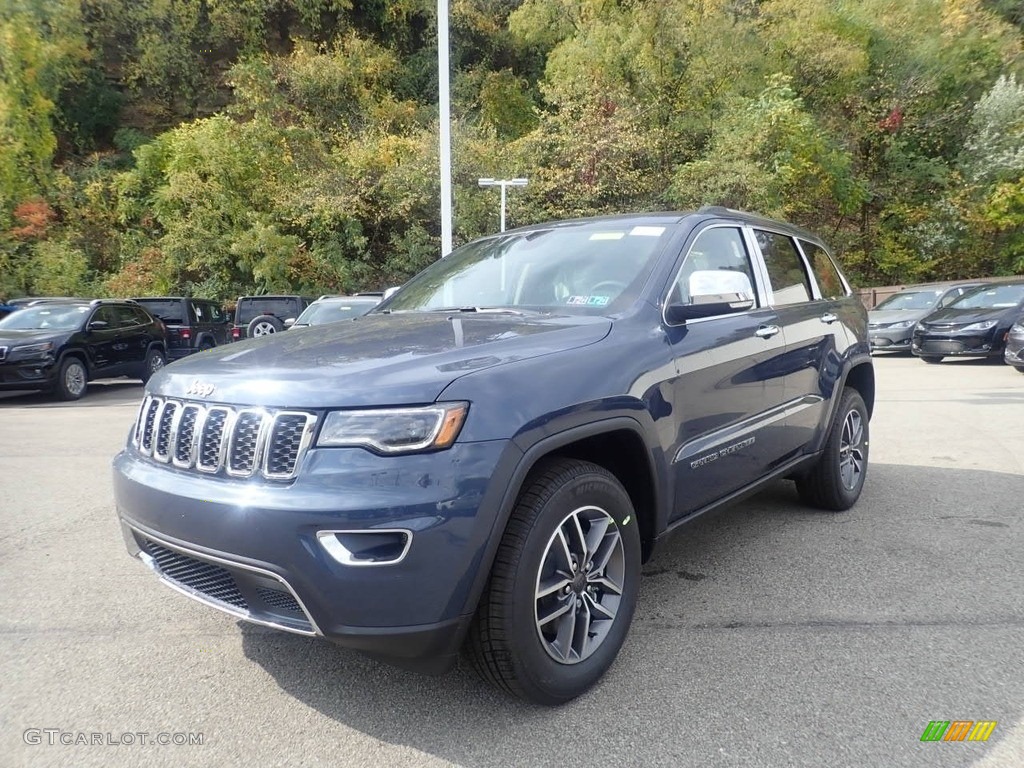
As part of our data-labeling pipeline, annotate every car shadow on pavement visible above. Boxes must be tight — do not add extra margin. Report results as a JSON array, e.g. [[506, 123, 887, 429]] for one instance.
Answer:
[[0, 380, 143, 408], [239, 464, 1024, 767]]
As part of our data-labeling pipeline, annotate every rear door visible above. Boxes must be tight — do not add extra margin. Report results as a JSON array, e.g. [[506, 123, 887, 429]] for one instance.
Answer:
[[665, 224, 793, 517], [749, 229, 852, 457]]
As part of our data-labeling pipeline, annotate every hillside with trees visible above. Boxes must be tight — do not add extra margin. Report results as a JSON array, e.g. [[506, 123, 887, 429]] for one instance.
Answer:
[[2, 0, 1024, 301]]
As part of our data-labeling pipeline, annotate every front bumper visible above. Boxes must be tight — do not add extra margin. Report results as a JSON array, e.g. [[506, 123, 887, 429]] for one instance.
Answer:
[[911, 330, 1002, 358], [114, 438, 519, 670], [868, 326, 913, 351], [0, 360, 58, 390]]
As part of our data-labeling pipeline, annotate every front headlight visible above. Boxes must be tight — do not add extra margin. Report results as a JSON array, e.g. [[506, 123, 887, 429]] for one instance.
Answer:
[[8, 341, 55, 361], [961, 320, 997, 332], [316, 402, 469, 454], [888, 320, 916, 329]]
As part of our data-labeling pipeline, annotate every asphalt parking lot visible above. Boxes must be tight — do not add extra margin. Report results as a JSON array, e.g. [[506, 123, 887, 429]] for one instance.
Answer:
[[2, 357, 1022, 768]]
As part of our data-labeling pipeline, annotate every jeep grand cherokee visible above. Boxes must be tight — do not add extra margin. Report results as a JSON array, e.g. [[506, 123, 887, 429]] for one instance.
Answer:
[[113, 209, 874, 704]]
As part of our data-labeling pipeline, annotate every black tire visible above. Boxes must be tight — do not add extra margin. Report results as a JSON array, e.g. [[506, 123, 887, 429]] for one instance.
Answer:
[[919, 355, 943, 364], [55, 357, 88, 401], [141, 349, 166, 383], [1013, 364, 1024, 374], [198, 339, 215, 352], [466, 457, 641, 705], [247, 315, 283, 338], [796, 387, 869, 511]]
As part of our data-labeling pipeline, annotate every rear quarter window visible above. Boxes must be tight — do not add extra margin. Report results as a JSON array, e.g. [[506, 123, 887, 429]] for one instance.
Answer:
[[800, 240, 848, 299]]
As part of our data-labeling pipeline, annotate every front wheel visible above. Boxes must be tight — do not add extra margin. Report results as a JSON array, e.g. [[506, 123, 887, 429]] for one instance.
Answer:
[[466, 458, 641, 705], [55, 357, 88, 401], [795, 387, 869, 511]]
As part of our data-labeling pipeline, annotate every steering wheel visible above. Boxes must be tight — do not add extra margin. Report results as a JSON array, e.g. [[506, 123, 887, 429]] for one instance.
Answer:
[[589, 280, 628, 296]]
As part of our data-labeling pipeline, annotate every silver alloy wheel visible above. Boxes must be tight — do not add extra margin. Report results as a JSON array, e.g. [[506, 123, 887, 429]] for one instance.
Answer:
[[839, 409, 866, 490], [252, 321, 277, 337], [534, 505, 625, 664], [65, 362, 86, 397], [149, 354, 165, 374]]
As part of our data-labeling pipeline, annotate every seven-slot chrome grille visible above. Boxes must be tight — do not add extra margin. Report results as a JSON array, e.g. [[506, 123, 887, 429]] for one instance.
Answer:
[[133, 395, 316, 480]]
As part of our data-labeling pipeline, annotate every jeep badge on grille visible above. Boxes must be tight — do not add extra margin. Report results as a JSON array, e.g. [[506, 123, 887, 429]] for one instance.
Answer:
[[185, 380, 216, 397]]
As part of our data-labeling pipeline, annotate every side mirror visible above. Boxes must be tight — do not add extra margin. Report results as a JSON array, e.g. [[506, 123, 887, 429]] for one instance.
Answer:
[[88, 320, 109, 331], [383, 286, 401, 300], [666, 269, 756, 324], [283, 317, 296, 329]]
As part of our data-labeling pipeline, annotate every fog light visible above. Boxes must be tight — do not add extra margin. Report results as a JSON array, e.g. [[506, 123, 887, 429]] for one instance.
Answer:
[[316, 530, 412, 566]]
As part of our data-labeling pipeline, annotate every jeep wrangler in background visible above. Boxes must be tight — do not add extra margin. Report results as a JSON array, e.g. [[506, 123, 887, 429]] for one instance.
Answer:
[[133, 297, 232, 359], [114, 208, 873, 704], [233, 295, 314, 339]]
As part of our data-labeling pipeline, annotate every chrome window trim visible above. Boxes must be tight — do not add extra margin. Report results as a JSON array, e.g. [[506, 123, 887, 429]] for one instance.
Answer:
[[747, 226, 816, 307], [794, 237, 852, 301]]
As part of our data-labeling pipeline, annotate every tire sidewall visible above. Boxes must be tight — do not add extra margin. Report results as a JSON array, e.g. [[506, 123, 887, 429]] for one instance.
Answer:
[[826, 389, 870, 507], [248, 315, 283, 337], [141, 349, 166, 383], [504, 469, 641, 703], [57, 358, 87, 400]]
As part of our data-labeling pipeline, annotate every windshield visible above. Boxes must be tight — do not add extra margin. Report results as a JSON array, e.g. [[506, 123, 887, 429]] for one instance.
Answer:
[[874, 290, 943, 311], [380, 222, 671, 313], [0, 304, 90, 330], [134, 300, 184, 323], [296, 299, 378, 325], [949, 284, 1024, 310]]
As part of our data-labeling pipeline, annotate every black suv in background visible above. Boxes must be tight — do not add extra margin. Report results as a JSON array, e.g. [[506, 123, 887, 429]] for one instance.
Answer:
[[233, 295, 313, 339], [133, 297, 232, 359], [0, 299, 167, 400], [115, 209, 873, 704]]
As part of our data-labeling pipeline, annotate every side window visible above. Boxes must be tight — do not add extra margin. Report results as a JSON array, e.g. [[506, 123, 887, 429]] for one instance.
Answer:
[[670, 227, 757, 307], [113, 306, 141, 327], [132, 307, 152, 325], [755, 230, 813, 305], [204, 303, 225, 322], [192, 302, 205, 321], [800, 240, 847, 300], [91, 306, 119, 328]]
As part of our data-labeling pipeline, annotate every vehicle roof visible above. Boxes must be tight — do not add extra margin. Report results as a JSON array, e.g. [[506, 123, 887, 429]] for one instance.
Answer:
[[312, 295, 380, 303], [497, 208, 826, 245]]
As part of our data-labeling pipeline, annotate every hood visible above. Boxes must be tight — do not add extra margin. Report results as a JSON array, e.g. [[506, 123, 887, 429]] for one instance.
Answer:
[[149, 312, 612, 407], [0, 328, 71, 346], [920, 306, 1018, 326], [867, 309, 929, 325]]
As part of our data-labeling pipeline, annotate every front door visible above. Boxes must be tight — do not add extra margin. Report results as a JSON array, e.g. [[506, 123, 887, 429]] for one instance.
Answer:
[[665, 225, 793, 518]]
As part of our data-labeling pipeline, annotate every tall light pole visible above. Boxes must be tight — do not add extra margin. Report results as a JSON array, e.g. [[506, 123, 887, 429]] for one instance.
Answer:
[[478, 178, 528, 232], [438, 0, 453, 256]]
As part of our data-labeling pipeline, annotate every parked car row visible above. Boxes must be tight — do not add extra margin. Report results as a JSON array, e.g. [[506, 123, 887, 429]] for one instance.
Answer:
[[868, 279, 1024, 372], [0, 291, 387, 400]]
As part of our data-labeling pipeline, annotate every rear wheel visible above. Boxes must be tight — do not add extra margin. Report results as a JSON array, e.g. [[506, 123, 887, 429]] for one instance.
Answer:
[[919, 355, 943, 364], [466, 458, 641, 705], [55, 357, 87, 401], [796, 387, 869, 511]]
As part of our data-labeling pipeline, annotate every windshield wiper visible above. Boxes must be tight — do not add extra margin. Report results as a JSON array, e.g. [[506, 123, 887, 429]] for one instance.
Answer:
[[427, 306, 534, 315]]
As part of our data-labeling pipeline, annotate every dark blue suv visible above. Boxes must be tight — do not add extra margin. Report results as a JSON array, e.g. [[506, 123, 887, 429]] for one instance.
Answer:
[[113, 209, 874, 704]]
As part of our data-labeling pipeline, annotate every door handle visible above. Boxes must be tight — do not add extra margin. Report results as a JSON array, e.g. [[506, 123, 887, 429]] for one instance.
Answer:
[[755, 325, 780, 339], [820, 312, 838, 324]]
